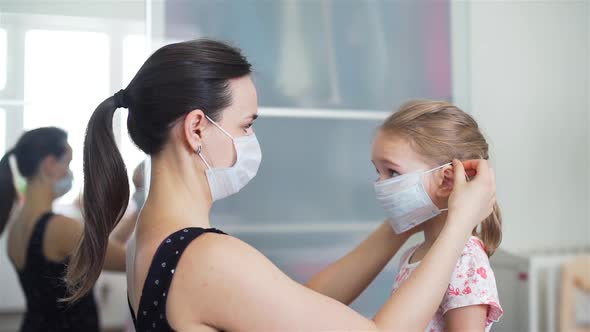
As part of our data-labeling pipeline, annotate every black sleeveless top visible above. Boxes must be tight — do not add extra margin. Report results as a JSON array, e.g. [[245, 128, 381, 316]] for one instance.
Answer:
[[13, 212, 99, 332], [128, 227, 226, 332]]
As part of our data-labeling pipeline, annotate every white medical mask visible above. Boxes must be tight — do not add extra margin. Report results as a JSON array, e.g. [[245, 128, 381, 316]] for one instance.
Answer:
[[374, 163, 451, 234], [197, 115, 262, 202], [54, 169, 73, 198]]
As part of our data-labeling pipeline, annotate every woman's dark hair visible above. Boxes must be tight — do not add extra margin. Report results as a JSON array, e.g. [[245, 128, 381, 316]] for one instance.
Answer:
[[65, 39, 252, 301], [0, 127, 68, 234]]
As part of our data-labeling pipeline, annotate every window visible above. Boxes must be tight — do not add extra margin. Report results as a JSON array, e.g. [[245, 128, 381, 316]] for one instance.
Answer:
[[0, 108, 5, 156], [0, 29, 6, 90], [24, 29, 109, 202], [121, 34, 149, 189]]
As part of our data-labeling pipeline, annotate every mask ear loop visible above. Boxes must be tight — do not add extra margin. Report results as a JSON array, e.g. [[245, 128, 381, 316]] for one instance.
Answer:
[[205, 115, 235, 140], [196, 145, 212, 170], [197, 114, 224, 170], [425, 162, 453, 212]]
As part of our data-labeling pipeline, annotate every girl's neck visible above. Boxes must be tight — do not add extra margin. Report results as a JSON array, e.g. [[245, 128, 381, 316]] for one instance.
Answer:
[[421, 212, 448, 250]]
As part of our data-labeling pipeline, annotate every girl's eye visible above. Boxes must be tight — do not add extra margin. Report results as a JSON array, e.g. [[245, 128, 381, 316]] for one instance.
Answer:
[[390, 169, 401, 178]]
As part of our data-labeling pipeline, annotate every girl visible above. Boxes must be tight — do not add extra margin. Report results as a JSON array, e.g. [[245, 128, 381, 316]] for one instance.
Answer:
[[66, 39, 497, 331], [373, 100, 504, 331], [0, 127, 133, 332]]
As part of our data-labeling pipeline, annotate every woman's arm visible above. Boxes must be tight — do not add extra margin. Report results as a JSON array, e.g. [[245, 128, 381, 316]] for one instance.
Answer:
[[109, 205, 137, 244], [305, 221, 414, 304], [102, 206, 138, 271], [185, 159, 496, 331]]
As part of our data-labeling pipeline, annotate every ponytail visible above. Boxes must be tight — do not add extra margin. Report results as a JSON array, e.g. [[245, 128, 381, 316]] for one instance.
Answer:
[[473, 202, 502, 257], [65, 96, 129, 302], [0, 149, 16, 234]]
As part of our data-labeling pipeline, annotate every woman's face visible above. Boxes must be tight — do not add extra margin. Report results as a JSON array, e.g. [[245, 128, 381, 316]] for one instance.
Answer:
[[200, 75, 259, 168], [49, 143, 73, 181]]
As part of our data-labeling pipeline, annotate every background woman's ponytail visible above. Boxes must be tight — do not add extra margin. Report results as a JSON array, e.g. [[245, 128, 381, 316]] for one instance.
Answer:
[[65, 96, 129, 302], [0, 149, 17, 234]]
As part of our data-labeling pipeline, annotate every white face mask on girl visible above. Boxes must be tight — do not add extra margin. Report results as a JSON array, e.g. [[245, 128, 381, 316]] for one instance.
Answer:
[[197, 115, 262, 202], [374, 163, 451, 234]]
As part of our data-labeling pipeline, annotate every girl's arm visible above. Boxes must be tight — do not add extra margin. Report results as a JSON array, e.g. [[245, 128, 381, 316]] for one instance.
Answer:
[[445, 305, 487, 331]]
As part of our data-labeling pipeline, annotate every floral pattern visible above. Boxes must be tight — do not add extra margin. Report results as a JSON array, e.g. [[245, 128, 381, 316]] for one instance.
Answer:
[[391, 236, 503, 332]]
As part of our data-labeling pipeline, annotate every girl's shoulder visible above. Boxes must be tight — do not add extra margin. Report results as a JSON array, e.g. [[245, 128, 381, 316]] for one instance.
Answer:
[[459, 236, 490, 263]]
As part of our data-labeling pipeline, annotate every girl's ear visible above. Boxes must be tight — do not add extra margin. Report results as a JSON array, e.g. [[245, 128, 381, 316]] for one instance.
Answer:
[[434, 165, 454, 198]]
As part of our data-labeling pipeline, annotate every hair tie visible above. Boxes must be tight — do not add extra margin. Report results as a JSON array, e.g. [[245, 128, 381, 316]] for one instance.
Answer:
[[113, 89, 129, 109]]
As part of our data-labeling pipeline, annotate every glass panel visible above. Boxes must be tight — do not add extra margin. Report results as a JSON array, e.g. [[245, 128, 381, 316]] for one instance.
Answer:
[[212, 117, 384, 225], [161, 0, 452, 110]]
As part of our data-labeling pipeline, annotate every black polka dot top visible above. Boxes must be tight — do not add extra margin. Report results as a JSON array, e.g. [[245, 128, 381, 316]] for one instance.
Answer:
[[128, 227, 226, 332]]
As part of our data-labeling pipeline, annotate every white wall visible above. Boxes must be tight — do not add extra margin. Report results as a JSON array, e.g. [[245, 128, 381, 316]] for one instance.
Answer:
[[460, 1, 590, 252]]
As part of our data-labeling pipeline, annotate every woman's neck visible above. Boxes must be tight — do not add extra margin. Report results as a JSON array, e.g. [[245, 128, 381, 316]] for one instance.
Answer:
[[139, 150, 213, 234], [23, 178, 54, 217]]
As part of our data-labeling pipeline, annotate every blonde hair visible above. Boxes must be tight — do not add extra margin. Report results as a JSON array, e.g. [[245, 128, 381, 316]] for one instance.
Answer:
[[381, 100, 502, 256]]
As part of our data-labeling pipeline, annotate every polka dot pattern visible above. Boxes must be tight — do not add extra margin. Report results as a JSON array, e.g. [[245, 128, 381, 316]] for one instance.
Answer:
[[128, 227, 226, 332]]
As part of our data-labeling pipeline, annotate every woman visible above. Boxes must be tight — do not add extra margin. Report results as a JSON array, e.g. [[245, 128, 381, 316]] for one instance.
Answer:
[[0, 127, 134, 332], [67, 39, 496, 331]]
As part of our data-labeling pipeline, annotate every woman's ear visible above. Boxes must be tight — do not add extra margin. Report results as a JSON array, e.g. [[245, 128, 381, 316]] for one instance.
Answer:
[[434, 165, 454, 198], [40, 154, 60, 180], [183, 109, 207, 153]]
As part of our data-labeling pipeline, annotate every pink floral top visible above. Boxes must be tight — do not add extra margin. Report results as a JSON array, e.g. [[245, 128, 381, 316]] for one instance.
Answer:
[[391, 236, 503, 332]]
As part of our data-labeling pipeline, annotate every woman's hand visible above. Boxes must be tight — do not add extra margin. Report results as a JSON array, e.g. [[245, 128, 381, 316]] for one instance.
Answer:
[[447, 159, 496, 231]]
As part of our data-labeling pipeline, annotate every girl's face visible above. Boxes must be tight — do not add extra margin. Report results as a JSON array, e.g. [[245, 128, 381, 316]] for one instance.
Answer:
[[371, 130, 454, 208]]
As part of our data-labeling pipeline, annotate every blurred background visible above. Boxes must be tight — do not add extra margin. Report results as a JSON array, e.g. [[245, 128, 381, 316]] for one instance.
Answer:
[[0, 0, 588, 331]]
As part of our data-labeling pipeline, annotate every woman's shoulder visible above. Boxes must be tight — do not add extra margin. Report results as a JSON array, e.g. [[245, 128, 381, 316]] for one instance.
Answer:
[[169, 232, 293, 320], [182, 232, 273, 275], [44, 213, 84, 257], [46, 213, 83, 236]]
